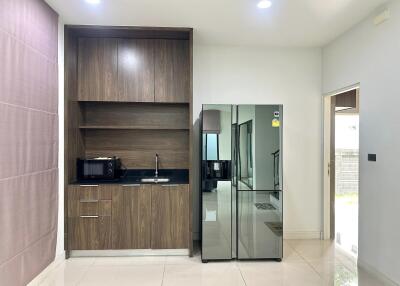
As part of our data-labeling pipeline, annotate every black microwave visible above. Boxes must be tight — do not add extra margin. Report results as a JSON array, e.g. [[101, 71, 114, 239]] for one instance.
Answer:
[[77, 157, 122, 180]]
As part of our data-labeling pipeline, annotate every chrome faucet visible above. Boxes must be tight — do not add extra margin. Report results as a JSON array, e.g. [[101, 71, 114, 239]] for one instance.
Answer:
[[155, 154, 159, 178]]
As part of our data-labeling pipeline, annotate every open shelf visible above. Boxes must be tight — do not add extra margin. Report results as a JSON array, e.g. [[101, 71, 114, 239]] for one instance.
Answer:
[[79, 125, 189, 130], [84, 129, 189, 169], [79, 102, 190, 131]]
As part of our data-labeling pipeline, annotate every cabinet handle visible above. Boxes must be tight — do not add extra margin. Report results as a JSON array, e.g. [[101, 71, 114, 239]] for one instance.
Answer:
[[80, 199, 98, 203], [122, 184, 141, 187], [80, 215, 99, 218], [162, 184, 178, 187], [79, 185, 99, 187]]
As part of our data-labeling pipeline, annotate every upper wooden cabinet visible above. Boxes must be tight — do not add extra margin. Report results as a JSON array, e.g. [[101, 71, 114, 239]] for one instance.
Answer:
[[77, 38, 190, 103], [78, 38, 118, 101], [118, 39, 155, 102], [155, 40, 190, 103]]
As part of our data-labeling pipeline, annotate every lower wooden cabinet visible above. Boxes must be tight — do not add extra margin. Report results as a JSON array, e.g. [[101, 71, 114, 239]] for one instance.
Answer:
[[112, 184, 152, 249], [67, 185, 115, 250], [67, 184, 189, 251], [151, 184, 189, 249]]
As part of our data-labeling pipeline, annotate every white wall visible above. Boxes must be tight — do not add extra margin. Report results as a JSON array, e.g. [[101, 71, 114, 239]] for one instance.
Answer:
[[323, 1, 400, 283], [193, 44, 323, 239]]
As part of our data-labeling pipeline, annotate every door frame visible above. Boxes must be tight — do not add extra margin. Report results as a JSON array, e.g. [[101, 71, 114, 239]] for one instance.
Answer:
[[322, 83, 360, 240]]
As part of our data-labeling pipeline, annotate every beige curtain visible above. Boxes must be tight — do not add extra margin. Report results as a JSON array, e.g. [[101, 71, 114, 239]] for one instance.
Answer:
[[0, 0, 59, 285]]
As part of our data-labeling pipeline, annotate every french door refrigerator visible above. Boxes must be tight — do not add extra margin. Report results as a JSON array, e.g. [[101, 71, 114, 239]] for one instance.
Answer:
[[201, 104, 283, 262]]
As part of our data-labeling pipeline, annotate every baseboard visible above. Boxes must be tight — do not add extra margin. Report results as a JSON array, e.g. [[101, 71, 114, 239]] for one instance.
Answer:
[[283, 231, 321, 239], [70, 249, 189, 257], [27, 251, 65, 286], [358, 259, 399, 286], [195, 231, 320, 240]]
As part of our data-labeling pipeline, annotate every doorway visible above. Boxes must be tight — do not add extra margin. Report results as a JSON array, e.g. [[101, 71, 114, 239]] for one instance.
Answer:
[[323, 87, 360, 257]]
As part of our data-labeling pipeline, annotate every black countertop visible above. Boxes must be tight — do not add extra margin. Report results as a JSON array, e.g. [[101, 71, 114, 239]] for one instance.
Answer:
[[73, 169, 189, 185]]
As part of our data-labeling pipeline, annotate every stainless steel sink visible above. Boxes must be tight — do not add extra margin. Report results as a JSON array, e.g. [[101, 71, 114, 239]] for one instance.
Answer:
[[140, 177, 170, 183]]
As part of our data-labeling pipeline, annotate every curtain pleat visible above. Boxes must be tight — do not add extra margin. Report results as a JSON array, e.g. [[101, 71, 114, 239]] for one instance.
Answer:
[[0, 0, 58, 285]]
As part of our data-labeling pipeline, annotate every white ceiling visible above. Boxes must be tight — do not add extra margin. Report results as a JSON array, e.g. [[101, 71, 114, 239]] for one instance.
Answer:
[[46, 0, 388, 47]]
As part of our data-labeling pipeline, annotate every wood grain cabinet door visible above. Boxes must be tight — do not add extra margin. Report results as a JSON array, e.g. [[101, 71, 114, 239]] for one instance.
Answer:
[[155, 40, 190, 103], [118, 39, 155, 102], [78, 38, 118, 101], [67, 185, 114, 250], [151, 184, 189, 249], [112, 185, 152, 249]]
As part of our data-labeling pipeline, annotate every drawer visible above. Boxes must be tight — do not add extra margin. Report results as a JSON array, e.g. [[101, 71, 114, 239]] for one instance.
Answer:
[[69, 185, 113, 200], [79, 201, 98, 216], [68, 185, 115, 217]]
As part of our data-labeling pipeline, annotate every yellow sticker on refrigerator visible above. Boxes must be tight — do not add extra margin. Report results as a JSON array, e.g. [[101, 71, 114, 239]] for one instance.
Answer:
[[272, 118, 280, 127]]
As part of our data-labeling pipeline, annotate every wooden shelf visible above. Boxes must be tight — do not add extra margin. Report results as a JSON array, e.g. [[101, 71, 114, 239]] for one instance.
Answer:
[[79, 125, 189, 130]]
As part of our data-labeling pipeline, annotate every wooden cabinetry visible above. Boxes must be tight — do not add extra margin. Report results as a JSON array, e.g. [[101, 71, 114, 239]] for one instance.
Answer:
[[112, 184, 152, 249], [67, 185, 115, 250], [151, 184, 189, 249], [77, 38, 189, 103], [118, 39, 155, 102], [65, 26, 193, 255], [68, 184, 189, 250], [155, 40, 190, 103], [78, 38, 118, 101]]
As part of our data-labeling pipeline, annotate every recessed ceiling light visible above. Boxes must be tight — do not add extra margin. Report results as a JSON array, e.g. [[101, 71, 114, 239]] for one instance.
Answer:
[[85, 0, 101, 4], [257, 0, 272, 9]]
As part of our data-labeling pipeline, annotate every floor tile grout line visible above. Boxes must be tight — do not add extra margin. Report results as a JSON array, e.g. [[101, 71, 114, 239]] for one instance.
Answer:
[[335, 256, 359, 274], [235, 263, 248, 286], [160, 262, 166, 286], [294, 240, 359, 275], [288, 245, 324, 279], [74, 261, 95, 286], [36, 259, 65, 286]]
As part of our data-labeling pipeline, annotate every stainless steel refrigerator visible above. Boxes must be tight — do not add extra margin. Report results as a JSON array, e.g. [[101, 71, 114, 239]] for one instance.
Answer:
[[201, 104, 283, 262]]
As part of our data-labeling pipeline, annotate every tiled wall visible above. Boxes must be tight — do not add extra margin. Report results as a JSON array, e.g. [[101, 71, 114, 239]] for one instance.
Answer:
[[0, 0, 58, 285]]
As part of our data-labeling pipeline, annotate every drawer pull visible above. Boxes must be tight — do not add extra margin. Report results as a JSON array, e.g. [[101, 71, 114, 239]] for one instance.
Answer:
[[79, 185, 99, 187], [122, 184, 141, 187], [162, 184, 178, 187], [80, 215, 99, 218], [80, 199, 98, 203]]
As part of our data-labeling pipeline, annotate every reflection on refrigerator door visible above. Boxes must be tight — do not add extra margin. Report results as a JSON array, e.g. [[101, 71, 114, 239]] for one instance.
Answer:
[[238, 190, 283, 259], [202, 180, 232, 260], [201, 105, 233, 261]]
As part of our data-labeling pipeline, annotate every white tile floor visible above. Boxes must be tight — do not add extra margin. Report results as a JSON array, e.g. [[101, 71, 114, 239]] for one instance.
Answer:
[[34, 240, 388, 286]]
